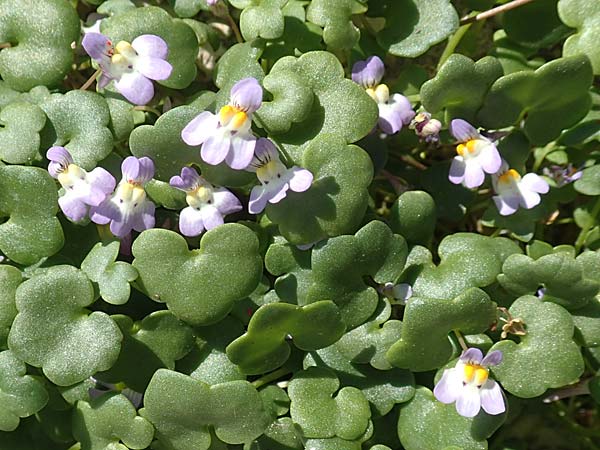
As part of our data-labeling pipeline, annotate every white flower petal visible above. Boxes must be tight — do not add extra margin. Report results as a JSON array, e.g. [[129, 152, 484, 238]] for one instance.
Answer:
[[449, 157, 466, 185], [463, 160, 485, 189], [480, 379, 506, 415], [433, 368, 462, 404], [455, 386, 481, 418]]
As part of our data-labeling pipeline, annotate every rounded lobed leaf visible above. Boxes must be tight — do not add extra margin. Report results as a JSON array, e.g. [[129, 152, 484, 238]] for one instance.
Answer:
[[0, 265, 21, 350], [0, 101, 46, 164], [558, 0, 600, 74]]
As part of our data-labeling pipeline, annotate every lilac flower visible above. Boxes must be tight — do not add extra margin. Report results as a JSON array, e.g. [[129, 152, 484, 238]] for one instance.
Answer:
[[181, 78, 262, 170], [47, 146, 115, 222], [492, 161, 549, 216], [352, 56, 415, 134], [379, 282, 413, 305], [90, 156, 156, 238], [410, 112, 442, 143], [434, 348, 505, 418], [169, 167, 242, 237], [543, 164, 583, 187], [448, 119, 502, 189], [82, 33, 172, 105], [247, 138, 313, 214]]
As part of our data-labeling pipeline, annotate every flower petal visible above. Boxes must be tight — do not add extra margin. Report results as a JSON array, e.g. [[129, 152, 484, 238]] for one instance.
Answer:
[[114, 72, 154, 105], [478, 143, 502, 174], [131, 34, 169, 59], [519, 188, 541, 210], [230, 78, 263, 113], [58, 196, 88, 222], [248, 186, 270, 214], [170, 166, 201, 191], [482, 350, 503, 367], [132, 200, 155, 232], [201, 131, 230, 166], [134, 56, 172, 81], [268, 182, 290, 205], [449, 157, 466, 185], [226, 134, 256, 170], [136, 157, 155, 183], [121, 157, 141, 181], [390, 94, 415, 125], [110, 216, 135, 238], [289, 168, 313, 193], [460, 348, 484, 364], [433, 368, 462, 404], [82, 32, 112, 61], [182, 112, 219, 146], [463, 160, 485, 189], [47, 146, 73, 165], [200, 205, 225, 230], [450, 119, 480, 142], [378, 104, 403, 134], [179, 207, 205, 237], [521, 173, 550, 194], [351, 56, 384, 88], [213, 188, 242, 215], [90, 199, 120, 225], [480, 380, 506, 415], [87, 167, 117, 197], [455, 387, 482, 418], [493, 194, 520, 216], [98, 73, 112, 89]]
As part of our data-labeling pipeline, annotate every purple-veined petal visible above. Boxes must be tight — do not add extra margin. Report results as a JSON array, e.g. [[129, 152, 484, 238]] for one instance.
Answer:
[[134, 56, 172, 81], [456, 386, 482, 418], [351, 56, 384, 88], [480, 379, 505, 415], [248, 185, 270, 214], [200, 205, 225, 230], [482, 350, 503, 367], [390, 94, 415, 125], [182, 112, 220, 146], [58, 196, 88, 222], [136, 157, 155, 184], [213, 188, 242, 215], [433, 368, 462, 404], [121, 156, 141, 181], [255, 137, 279, 161], [230, 78, 263, 113], [449, 157, 466, 185], [47, 146, 73, 165], [521, 173, 549, 194], [170, 166, 201, 191], [201, 131, 230, 166], [463, 160, 485, 189], [131, 34, 169, 59], [450, 119, 480, 142], [226, 134, 256, 170], [48, 162, 62, 179], [82, 32, 112, 61], [114, 72, 154, 105], [493, 194, 519, 216], [289, 167, 313, 193], [87, 167, 117, 196], [460, 348, 484, 364], [378, 104, 403, 134], [179, 206, 205, 237], [478, 143, 502, 174]]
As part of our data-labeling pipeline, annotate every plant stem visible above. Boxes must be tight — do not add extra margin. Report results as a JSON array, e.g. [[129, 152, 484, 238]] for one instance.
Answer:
[[0, 42, 11, 49], [251, 367, 292, 389], [460, 0, 536, 25], [80, 68, 102, 91], [453, 329, 468, 351], [574, 195, 600, 252], [437, 22, 473, 70], [133, 105, 162, 116], [225, 9, 243, 44]]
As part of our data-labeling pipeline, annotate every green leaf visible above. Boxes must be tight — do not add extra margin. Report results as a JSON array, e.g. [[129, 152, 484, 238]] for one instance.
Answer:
[[572, 297, 600, 347], [370, 0, 458, 57], [288, 366, 371, 440], [132, 225, 262, 326], [171, 0, 206, 18], [306, 0, 367, 50], [146, 179, 186, 210], [7, 265, 122, 386], [40, 90, 114, 171], [106, 97, 135, 143], [397, 387, 506, 450], [334, 298, 402, 370], [389, 190, 436, 246], [497, 251, 600, 310], [0, 165, 64, 265], [81, 241, 138, 306], [574, 164, 600, 195], [0, 266, 21, 349], [226, 301, 345, 374], [559, 0, 600, 74], [245, 417, 303, 450], [0, 102, 46, 164], [420, 54, 503, 124], [142, 369, 271, 449], [307, 221, 407, 328], [214, 42, 265, 95], [0, 0, 79, 91], [73, 393, 154, 450], [478, 55, 594, 145], [101, 6, 199, 89], [502, 0, 569, 48], [0, 350, 48, 431], [236, 0, 287, 40], [264, 134, 374, 245], [97, 311, 195, 392], [386, 288, 497, 371], [490, 295, 584, 398]]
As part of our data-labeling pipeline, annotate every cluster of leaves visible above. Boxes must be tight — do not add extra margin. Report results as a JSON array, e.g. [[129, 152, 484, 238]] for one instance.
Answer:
[[0, 0, 599, 449]]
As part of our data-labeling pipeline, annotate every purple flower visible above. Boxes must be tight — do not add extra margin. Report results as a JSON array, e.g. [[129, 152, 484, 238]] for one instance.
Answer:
[[181, 78, 262, 170], [247, 138, 313, 214], [169, 167, 242, 237], [47, 146, 115, 222], [448, 119, 502, 189], [379, 282, 413, 305], [434, 348, 505, 418], [82, 33, 173, 105], [492, 161, 549, 216], [352, 56, 415, 134], [90, 156, 156, 238], [410, 112, 442, 143], [543, 164, 583, 187]]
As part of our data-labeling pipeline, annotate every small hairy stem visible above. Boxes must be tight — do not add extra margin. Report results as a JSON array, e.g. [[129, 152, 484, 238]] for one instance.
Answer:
[[251, 367, 292, 389], [460, 0, 536, 25], [80, 68, 102, 91]]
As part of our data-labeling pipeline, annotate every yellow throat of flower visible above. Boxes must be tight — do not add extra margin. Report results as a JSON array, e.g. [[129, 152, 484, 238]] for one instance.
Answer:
[[463, 363, 489, 386], [497, 169, 521, 185], [57, 164, 86, 188], [456, 139, 477, 156], [111, 41, 136, 66], [256, 160, 282, 184], [366, 83, 389, 103], [219, 105, 249, 130], [186, 185, 213, 209], [118, 180, 146, 204]]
